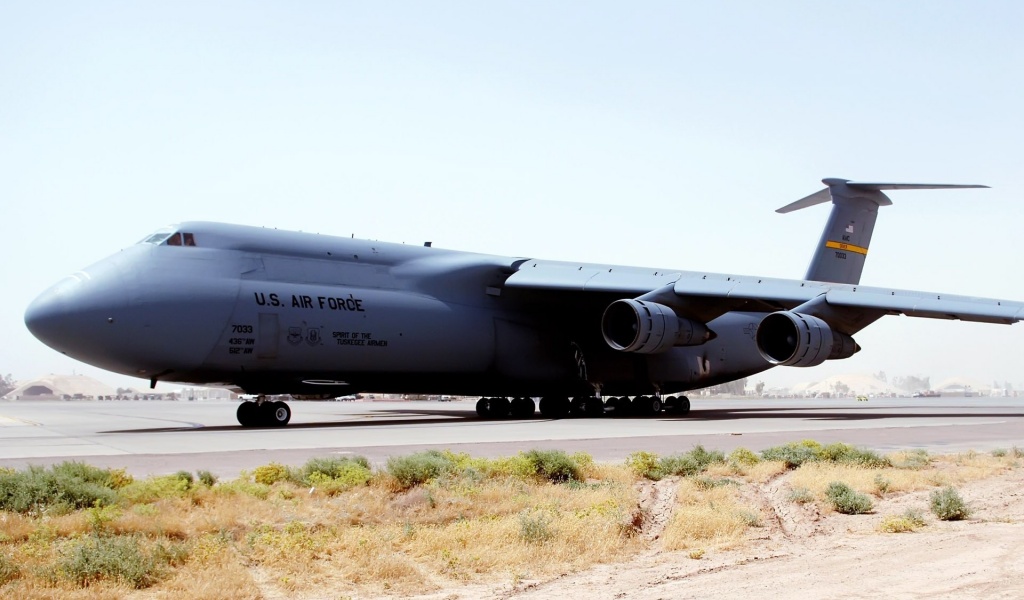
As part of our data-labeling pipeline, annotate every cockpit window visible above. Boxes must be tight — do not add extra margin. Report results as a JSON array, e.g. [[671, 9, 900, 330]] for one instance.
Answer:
[[140, 231, 175, 245], [138, 228, 197, 247]]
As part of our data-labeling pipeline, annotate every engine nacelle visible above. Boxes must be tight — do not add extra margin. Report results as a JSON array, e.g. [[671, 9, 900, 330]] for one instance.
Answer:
[[602, 299, 712, 354], [755, 311, 858, 367]]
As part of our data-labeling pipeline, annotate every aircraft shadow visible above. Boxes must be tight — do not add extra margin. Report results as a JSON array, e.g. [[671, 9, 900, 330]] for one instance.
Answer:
[[99, 405, 1021, 435]]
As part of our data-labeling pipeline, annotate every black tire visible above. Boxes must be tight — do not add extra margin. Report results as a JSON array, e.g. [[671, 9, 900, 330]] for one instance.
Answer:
[[570, 396, 588, 417], [511, 397, 535, 418], [476, 397, 492, 418], [634, 396, 662, 416], [613, 397, 633, 417], [539, 396, 569, 419], [676, 395, 691, 415], [236, 401, 258, 427], [263, 401, 291, 426], [489, 397, 510, 418], [584, 397, 605, 417]]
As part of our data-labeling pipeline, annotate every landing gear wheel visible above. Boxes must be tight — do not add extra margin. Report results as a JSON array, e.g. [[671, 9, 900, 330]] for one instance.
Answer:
[[676, 395, 691, 415], [475, 398, 492, 418], [265, 401, 291, 426], [613, 397, 633, 417], [236, 401, 258, 427], [510, 397, 535, 418], [584, 397, 605, 417], [570, 396, 588, 417], [635, 396, 662, 416], [489, 397, 510, 418], [539, 396, 569, 419]]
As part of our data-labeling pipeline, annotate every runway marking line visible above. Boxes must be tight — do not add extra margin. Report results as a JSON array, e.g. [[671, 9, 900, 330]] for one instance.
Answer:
[[0, 414, 39, 426]]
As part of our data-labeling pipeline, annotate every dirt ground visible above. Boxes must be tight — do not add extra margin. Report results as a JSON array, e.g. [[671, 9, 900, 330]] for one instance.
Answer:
[[400, 466, 1024, 600]]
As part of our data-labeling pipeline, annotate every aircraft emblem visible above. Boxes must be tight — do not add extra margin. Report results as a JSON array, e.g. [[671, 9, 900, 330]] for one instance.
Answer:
[[287, 327, 303, 345]]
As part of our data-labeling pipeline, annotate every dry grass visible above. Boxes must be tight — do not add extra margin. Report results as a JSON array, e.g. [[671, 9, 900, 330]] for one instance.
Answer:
[[705, 460, 788, 483], [788, 463, 934, 499], [241, 478, 642, 595], [661, 478, 760, 551], [1, 446, 1019, 598]]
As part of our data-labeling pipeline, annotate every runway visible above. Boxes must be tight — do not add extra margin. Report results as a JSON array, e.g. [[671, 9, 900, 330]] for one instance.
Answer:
[[1, 397, 1022, 477]]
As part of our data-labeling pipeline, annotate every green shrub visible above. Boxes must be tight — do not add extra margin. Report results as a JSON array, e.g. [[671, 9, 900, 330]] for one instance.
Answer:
[[761, 441, 889, 469], [171, 471, 194, 489], [58, 535, 161, 589], [481, 454, 537, 480], [118, 475, 192, 504], [659, 445, 725, 477], [298, 456, 372, 486], [570, 452, 594, 476], [891, 448, 931, 469], [518, 510, 554, 543], [930, 487, 971, 521], [626, 451, 662, 480], [196, 470, 218, 487], [212, 478, 270, 499], [387, 450, 457, 489], [880, 508, 927, 533], [523, 449, 581, 483], [728, 447, 761, 467], [873, 474, 891, 496], [306, 463, 373, 495], [824, 482, 873, 514], [737, 510, 763, 527], [252, 462, 293, 486], [0, 463, 119, 513], [760, 441, 821, 469], [991, 448, 1008, 458], [819, 443, 891, 468], [0, 552, 19, 585]]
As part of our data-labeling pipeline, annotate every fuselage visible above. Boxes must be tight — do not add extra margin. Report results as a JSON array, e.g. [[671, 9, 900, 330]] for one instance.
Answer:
[[24, 222, 773, 397]]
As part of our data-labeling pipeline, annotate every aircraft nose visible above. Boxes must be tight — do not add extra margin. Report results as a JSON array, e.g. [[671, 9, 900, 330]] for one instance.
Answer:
[[25, 263, 128, 360]]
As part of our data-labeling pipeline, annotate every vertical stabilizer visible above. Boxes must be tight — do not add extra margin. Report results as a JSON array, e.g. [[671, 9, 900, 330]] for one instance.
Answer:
[[776, 179, 987, 285]]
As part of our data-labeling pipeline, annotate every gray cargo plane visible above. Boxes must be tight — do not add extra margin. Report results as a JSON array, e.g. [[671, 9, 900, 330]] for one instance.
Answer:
[[24, 179, 1024, 427]]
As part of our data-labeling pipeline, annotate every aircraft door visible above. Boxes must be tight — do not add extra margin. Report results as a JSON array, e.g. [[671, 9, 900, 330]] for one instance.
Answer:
[[257, 313, 279, 359]]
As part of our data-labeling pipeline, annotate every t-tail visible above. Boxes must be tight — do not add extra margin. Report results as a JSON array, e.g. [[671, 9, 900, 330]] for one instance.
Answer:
[[777, 178, 988, 285]]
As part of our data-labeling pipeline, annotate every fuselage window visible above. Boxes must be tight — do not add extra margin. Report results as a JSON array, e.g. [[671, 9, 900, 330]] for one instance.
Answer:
[[166, 233, 182, 246], [182, 233, 196, 246]]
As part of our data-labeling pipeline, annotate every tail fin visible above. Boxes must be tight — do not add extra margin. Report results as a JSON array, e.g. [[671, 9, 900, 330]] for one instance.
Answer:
[[777, 178, 987, 285]]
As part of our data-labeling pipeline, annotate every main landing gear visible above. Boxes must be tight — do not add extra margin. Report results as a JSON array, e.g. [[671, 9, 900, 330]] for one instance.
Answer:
[[474, 395, 691, 420], [237, 396, 292, 427]]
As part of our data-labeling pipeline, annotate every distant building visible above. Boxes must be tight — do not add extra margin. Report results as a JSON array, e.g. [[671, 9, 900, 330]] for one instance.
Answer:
[[2, 374, 117, 401]]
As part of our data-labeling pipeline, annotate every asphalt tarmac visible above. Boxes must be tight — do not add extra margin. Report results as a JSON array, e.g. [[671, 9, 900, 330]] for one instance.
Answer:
[[1, 397, 1022, 477]]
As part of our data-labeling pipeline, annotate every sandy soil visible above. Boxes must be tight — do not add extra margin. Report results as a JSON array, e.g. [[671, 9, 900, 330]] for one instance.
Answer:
[[399, 467, 1024, 600]]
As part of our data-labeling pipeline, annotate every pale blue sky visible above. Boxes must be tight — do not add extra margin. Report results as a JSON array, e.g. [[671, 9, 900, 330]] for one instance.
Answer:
[[2, 1, 1022, 390]]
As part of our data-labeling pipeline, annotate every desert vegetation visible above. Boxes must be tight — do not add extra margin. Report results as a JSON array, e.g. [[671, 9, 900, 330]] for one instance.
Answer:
[[0, 443, 1019, 598]]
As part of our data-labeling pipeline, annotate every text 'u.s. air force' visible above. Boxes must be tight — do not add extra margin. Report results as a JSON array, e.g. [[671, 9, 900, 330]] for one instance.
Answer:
[[253, 292, 365, 312]]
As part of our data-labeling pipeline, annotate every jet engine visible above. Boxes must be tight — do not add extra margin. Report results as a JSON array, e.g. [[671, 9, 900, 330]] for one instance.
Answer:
[[755, 311, 858, 367], [601, 299, 712, 354]]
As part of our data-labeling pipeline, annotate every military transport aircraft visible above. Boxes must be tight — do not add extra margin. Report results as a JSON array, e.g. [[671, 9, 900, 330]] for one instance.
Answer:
[[25, 178, 1024, 427]]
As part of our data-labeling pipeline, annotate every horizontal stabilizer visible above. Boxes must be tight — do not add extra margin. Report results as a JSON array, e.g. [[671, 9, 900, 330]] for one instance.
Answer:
[[776, 179, 988, 213]]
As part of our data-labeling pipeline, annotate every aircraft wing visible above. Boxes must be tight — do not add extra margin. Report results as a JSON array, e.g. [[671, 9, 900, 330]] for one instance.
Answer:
[[503, 260, 1024, 329]]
